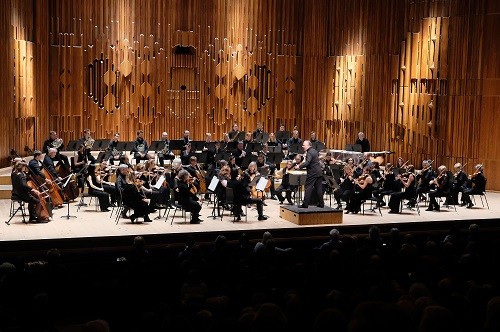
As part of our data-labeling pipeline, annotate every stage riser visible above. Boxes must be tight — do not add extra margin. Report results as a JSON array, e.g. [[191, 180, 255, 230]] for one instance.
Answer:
[[280, 206, 343, 225]]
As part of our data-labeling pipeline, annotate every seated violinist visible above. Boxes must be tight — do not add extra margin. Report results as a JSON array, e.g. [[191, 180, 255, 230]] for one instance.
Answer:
[[333, 165, 355, 210], [85, 164, 111, 212], [256, 153, 277, 199], [185, 155, 202, 190], [122, 172, 153, 223], [229, 167, 267, 221], [388, 165, 416, 213], [175, 169, 203, 224], [461, 164, 486, 208], [345, 167, 373, 214], [427, 165, 451, 211], [450, 163, 468, 205], [11, 161, 50, 223], [372, 163, 398, 207]]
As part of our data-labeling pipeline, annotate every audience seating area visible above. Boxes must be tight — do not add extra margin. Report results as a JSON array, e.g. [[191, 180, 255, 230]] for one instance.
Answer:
[[1, 223, 499, 332]]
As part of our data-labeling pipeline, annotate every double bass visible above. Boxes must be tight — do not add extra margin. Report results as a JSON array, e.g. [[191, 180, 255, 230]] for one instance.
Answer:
[[55, 163, 80, 202], [38, 167, 65, 208], [25, 172, 52, 221]]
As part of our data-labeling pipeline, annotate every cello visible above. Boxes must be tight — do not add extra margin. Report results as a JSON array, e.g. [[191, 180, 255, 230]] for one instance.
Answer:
[[26, 173, 52, 221], [55, 163, 80, 201], [38, 166, 65, 207]]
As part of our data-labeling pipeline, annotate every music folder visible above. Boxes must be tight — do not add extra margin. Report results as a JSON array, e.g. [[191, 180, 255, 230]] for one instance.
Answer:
[[256, 177, 268, 191], [208, 176, 219, 192], [153, 175, 166, 190]]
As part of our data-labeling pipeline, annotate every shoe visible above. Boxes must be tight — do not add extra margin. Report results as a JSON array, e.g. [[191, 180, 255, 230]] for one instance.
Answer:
[[29, 217, 38, 223], [190, 220, 200, 224], [459, 202, 467, 207], [287, 199, 294, 205], [101, 208, 111, 212], [434, 206, 440, 212], [345, 210, 350, 214], [258, 215, 268, 221], [194, 218, 203, 222], [235, 215, 242, 221], [388, 210, 399, 214], [144, 217, 153, 222], [130, 217, 136, 224], [298, 205, 308, 208], [425, 207, 434, 211], [263, 202, 268, 206], [466, 203, 474, 208], [316, 204, 324, 208], [279, 199, 285, 204], [379, 201, 387, 207]]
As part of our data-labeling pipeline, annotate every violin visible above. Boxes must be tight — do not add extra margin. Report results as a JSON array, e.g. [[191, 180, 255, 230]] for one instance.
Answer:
[[188, 176, 198, 194]]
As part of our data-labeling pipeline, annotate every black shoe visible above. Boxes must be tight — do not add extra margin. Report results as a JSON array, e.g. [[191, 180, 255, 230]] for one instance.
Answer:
[[466, 203, 474, 208], [258, 215, 268, 221], [298, 205, 308, 208], [101, 208, 111, 212], [144, 217, 152, 222], [235, 215, 242, 221], [434, 206, 440, 211], [29, 217, 38, 223], [287, 199, 294, 205], [130, 217, 136, 224], [194, 218, 203, 222], [190, 220, 200, 224], [316, 204, 325, 208], [388, 210, 399, 214], [425, 207, 434, 211], [345, 210, 350, 214], [460, 202, 467, 207], [279, 199, 285, 204]]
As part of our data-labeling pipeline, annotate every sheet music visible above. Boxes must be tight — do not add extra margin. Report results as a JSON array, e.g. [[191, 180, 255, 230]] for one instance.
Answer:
[[153, 175, 166, 190], [256, 177, 268, 191], [208, 176, 219, 192]]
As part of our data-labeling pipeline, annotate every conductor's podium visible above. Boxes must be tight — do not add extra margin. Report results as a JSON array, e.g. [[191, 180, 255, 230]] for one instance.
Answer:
[[280, 205, 343, 225]]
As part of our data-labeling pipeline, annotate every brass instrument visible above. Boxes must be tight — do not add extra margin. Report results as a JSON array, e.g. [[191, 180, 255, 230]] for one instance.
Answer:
[[111, 147, 122, 159], [51, 138, 64, 149], [84, 137, 95, 149]]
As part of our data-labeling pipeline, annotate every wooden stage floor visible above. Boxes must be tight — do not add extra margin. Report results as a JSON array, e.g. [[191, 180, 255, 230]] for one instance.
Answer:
[[1, 192, 498, 243]]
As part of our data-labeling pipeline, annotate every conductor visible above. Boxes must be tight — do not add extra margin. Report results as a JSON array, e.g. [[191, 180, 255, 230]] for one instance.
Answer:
[[296, 140, 324, 208]]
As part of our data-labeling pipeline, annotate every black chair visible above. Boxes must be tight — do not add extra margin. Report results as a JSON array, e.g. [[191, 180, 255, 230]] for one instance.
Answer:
[[400, 191, 420, 215], [361, 197, 382, 216], [6, 195, 27, 225], [165, 191, 189, 224], [470, 179, 489, 209], [221, 187, 247, 222]]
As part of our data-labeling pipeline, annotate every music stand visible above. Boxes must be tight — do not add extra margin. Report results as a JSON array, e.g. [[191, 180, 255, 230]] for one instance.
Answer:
[[191, 141, 205, 151], [60, 174, 77, 219], [288, 143, 304, 154], [236, 132, 246, 141], [150, 141, 161, 151], [207, 176, 220, 219], [225, 141, 238, 151], [169, 140, 184, 151], [241, 155, 258, 168], [268, 152, 283, 166], [276, 131, 290, 144], [195, 151, 208, 164], [66, 140, 79, 151], [289, 174, 307, 205], [345, 144, 362, 152]]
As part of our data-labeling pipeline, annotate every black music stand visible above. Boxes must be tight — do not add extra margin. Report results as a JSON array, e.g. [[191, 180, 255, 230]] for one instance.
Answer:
[[191, 141, 206, 151], [345, 144, 362, 152], [241, 155, 258, 168], [66, 140, 79, 151], [276, 131, 291, 144], [225, 142, 238, 151], [267, 152, 283, 166], [195, 151, 208, 164], [60, 174, 77, 219], [150, 141, 161, 151], [312, 141, 326, 151], [236, 132, 246, 141], [115, 141, 127, 151], [169, 140, 185, 151], [289, 173, 307, 205], [288, 144, 304, 155], [254, 132, 269, 143], [207, 176, 221, 219]]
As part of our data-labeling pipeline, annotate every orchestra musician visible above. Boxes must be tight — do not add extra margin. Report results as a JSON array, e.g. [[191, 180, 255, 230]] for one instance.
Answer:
[[253, 121, 265, 142], [11, 162, 50, 223], [309, 131, 324, 151], [158, 132, 175, 167], [86, 164, 112, 212], [228, 123, 240, 141], [43, 148, 63, 181], [276, 124, 288, 145], [222, 133, 231, 151], [243, 131, 253, 146], [267, 133, 279, 147], [286, 129, 302, 147], [77, 129, 97, 163], [461, 164, 486, 208], [134, 163, 168, 209], [256, 153, 277, 199], [122, 172, 153, 223], [131, 130, 152, 164], [345, 167, 373, 214], [372, 163, 398, 207], [426, 165, 451, 212], [182, 130, 192, 151], [233, 166, 267, 220], [232, 141, 246, 167], [416, 160, 435, 201], [333, 165, 355, 210], [181, 143, 192, 166], [296, 140, 325, 208], [175, 169, 203, 224], [450, 163, 468, 205], [72, 144, 88, 190], [275, 160, 296, 205], [185, 156, 202, 189], [355, 132, 370, 153], [28, 151, 52, 186], [43, 131, 71, 169], [115, 164, 131, 219], [106, 133, 122, 164], [388, 165, 417, 214]]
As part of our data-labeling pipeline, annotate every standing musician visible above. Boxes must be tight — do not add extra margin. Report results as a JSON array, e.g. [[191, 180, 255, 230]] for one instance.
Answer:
[[388, 165, 417, 214], [450, 163, 468, 205], [86, 164, 112, 212], [461, 164, 486, 208], [345, 167, 373, 214], [11, 162, 50, 223], [373, 163, 398, 207], [232, 141, 247, 168], [416, 160, 435, 201], [426, 165, 451, 211], [228, 123, 240, 141], [276, 160, 296, 205], [106, 133, 122, 164], [175, 169, 203, 224], [158, 132, 175, 167], [131, 130, 152, 164], [296, 140, 324, 208], [333, 165, 355, 210], [234, 166, 268, 220], [122, 172, 153, 223], [77, 129, 96, 163], [355, 132, 370, 153], [43, 131, 71, 169], [182, 130, 192, 152]]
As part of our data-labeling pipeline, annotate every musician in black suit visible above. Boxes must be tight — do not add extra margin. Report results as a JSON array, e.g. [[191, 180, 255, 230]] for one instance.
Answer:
[[28, 151, 51, 183], [43, 148, 62, 180], [355, 132, 370, 152], [228, 123, 240, 141], [232, 141, 246, 167], [450, 163, 468, 205], [175, 169, 202, 224], [12, 162, 41, 222], [158, 132, 175, 167], [106, 133, 122, 164], [131, 130, 152, 164], [252, 121, 265, 141], [182, 130, 192, 152], [42, 131, 71, 169], [296, 140, 324, 208], [461, 164, 487, 208]]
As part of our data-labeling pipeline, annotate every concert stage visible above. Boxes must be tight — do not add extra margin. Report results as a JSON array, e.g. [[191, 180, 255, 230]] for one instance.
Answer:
[[1, 191, 499, 257]]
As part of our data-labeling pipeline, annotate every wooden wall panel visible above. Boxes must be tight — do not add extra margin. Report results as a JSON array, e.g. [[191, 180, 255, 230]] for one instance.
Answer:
[[1, 0, 500, 190]]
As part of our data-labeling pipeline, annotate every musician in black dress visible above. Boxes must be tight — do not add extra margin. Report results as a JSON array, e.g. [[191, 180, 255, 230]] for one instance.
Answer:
[[427, 165, 451, 211], [416, 160, 435, 200], [345, 167, 373, 214], [230, 167, 267, 221], [333, 165, 355, 209], [43, 131, 71, 169], [355, 132, 370, 153], [388, 165, 416, 213], [296, 140, 324, 208], [175, 169, 203, 224], [461, 164, 486, 208], [72, 144, 88, 190], [122, 172, 153, 223], [158, 131, 175, 167], [115, 164, 131, 218], [131, 130, 151, 164], [12, 162, 41, 222]]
